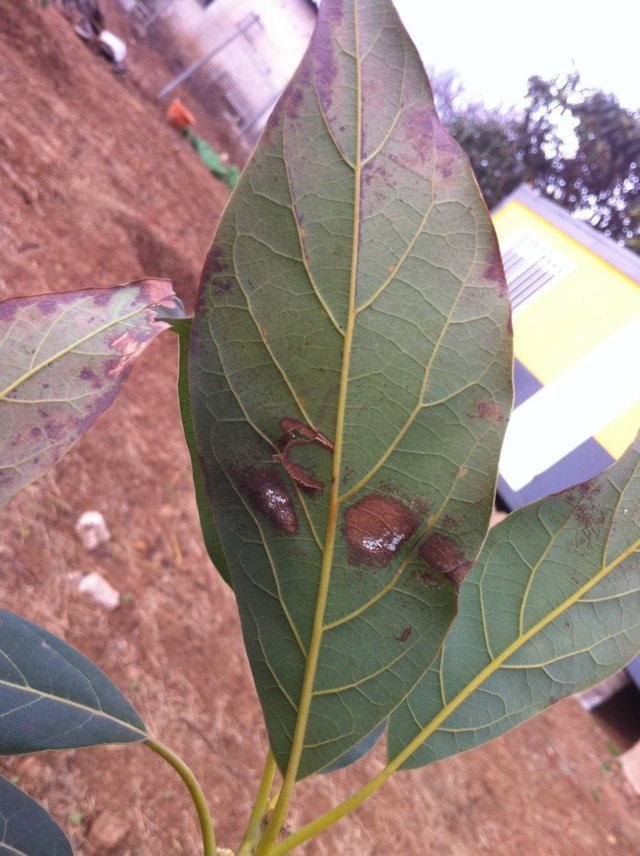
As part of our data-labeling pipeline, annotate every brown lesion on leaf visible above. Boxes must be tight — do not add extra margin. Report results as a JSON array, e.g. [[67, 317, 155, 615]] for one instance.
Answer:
[[272, 418, 334, 493], [242, 466, 298, 535], [419, 532, 472, 589], [343, 494, 419, 568], [395, 627, 412, 644]]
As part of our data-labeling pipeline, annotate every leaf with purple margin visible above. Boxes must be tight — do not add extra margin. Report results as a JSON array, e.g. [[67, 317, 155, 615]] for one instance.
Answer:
[[0, 280, 183, 507], [189, 0, 512, 779]]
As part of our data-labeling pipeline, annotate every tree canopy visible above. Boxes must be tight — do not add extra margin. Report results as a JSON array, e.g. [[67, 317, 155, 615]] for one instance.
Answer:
[[432, 72, 640, 254]]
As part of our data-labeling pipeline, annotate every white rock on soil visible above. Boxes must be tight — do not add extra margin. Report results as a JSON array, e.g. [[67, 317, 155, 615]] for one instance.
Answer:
[[88, 809, 130, 852], [77, 572, 121, 611], [75, 510, 111, 551]]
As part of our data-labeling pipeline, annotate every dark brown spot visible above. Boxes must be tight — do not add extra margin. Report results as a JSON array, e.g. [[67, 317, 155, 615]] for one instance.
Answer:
[[242, 467, 298, 534], [395, 627, 412, 643], [273, 445, 324, 493], [419, 533, 472, 589], [343, 495, 419, 568], [277, 418, 334, 452], [273, 419, 334, 493]]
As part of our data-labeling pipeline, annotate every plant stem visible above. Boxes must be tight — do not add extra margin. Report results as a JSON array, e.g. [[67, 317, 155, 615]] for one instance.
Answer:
[[145, 738, 216, 856], [269, 538, 640, 854], [236, 750, 278, 856], [268, 761, 395, 855]]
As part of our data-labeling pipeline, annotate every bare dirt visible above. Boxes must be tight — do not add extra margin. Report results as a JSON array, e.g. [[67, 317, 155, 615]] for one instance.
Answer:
[[1, 3, 639, 854]]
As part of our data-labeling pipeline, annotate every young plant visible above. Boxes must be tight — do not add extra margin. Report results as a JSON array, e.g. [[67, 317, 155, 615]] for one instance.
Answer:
[[1, 1, 638, 853]]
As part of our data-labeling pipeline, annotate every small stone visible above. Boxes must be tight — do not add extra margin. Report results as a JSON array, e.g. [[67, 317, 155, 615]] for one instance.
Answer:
[[77, 572, 120, 611], [621, 740, 640, 796], [88, 810, 130, 852], [75, 511, 111, 551]]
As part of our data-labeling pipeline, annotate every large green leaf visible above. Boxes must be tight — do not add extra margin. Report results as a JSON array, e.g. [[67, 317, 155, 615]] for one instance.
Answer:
[[0, 610, 146, 753], [0, 775, 72, 855], [389, 434, 640, 769], [0, 280, 183, 508], [189, 0, 512, 778]]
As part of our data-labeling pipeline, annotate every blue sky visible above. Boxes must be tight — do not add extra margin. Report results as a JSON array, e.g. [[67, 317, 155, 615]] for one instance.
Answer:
[[392, 0, 639, 110]]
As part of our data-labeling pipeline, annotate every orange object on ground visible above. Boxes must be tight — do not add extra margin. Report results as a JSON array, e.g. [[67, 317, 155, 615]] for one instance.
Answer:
[[166, 99, 195, 131]]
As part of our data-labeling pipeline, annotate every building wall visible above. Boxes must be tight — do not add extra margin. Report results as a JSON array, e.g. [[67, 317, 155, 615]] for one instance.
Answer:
[[493, 193, 640, 503], [167, 0, 316, 133]]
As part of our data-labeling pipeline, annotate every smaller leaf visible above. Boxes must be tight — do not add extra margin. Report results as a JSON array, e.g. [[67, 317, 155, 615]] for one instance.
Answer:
[[0, 279, 183, 508], [389, 432, 640, 769], [174, 320, 232, 586], [0, 774, 73, 855], [0, 610, 147, 754]]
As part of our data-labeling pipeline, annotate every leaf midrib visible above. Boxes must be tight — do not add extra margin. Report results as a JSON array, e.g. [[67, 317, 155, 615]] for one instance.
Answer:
[[279, 1, 364, 787], [0, 677, 146, 741]]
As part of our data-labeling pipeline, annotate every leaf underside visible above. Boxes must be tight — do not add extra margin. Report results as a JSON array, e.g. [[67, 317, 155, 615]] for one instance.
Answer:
[[0, 610, 146, 754], [189, 0, 512, 778], [175, 320, 233, 585], [389, 433, 640, 769], [0, 775, 72, 856], [0, 279, 183, 508]]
